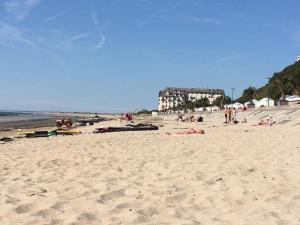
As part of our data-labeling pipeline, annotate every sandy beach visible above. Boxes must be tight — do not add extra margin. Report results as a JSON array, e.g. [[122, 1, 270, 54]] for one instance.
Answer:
[[1, 109, 300, 225], [2, 0, 300, 224]]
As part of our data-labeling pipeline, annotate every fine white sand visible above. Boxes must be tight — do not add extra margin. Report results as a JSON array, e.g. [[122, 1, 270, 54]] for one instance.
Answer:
[[1, 112, 300, 225]]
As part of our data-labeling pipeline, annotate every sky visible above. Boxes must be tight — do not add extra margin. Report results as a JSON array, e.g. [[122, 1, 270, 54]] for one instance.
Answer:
[[0, 0, 300, 112]]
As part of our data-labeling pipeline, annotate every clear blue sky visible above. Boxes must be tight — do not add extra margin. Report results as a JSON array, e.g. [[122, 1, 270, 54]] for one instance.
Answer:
[[1, 0, 300, 112]]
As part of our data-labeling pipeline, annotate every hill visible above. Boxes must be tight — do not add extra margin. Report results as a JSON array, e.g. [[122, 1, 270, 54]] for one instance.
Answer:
[[237, 60, 300, 103]]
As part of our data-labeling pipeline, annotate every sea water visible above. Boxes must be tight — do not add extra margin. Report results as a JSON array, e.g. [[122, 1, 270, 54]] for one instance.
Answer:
[[0, 111, 50, 122]]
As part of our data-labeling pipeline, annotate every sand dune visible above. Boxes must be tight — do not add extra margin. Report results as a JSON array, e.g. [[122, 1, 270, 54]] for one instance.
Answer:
[[1, 110, 300, 224]]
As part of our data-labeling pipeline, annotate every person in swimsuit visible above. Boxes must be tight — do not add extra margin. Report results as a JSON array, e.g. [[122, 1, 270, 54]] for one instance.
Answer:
[[228, 107, 232, 124], [224, 107, 228, 124]]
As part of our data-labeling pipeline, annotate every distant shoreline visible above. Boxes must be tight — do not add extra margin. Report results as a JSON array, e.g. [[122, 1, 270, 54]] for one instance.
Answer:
[[0, 118, 58, 132], [0, 111, 114, 133]]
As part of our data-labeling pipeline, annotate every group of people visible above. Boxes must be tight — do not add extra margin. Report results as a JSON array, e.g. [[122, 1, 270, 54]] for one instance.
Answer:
[[177, 115, 194, 122], [224, 107, 238, 124], [224, 107, 275, 127], [177, 115, 203, 123]]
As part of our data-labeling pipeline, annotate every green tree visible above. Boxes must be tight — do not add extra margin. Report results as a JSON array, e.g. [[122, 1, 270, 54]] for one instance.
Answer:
[[274, 75, 291, 100], [243, 86, 257, 103], [288, 70, 300, 95], [212, 95, 231, 107], [252, 61, 300, 100], [194, 97, 210, 108], [176, 95, 191, 112]]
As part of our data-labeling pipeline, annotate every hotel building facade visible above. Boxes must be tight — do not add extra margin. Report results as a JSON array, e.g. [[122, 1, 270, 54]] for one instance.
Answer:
[[158, 87, 224, 111]]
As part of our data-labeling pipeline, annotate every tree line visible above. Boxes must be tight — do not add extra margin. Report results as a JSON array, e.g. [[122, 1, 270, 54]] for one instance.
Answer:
[[162, 60, 300, 112], [163, 95, 232, 112], [236, 61, 300, 103]]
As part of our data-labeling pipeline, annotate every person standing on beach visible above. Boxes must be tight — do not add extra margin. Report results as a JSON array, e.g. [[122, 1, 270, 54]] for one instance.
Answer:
[[232, 107, 237, 122], [224, 107, 228, 124], [228, 107, 232, 124]]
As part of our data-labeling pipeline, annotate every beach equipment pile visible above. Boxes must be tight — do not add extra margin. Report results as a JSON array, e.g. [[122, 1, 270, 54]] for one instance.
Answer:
[[93, 123, 159, 133], [17, 129, 81, 138]]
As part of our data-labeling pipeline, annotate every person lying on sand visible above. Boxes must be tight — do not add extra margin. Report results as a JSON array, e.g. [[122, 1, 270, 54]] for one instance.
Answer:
[[252, 120, 267, 126], [166, 128, 205, 135], [266, 116, 276, 127], [253, 116, 276, 127], [259, 120, 266, 125]]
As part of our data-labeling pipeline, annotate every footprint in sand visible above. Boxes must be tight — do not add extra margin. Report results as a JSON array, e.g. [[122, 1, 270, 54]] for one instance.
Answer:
[[77, 213, 97, 221], [33, 208, 54, 218], [97, 189, 125, 203], [132, 215, 150, 224], [174, 207, 186, 218], [116, 202, 132, 210], [137, 206, 159, 218], [44, 219, 63, 225], [165, 193, 188, 204], [182, 219, 202, 225], [70, 213, 101, 225], [25, 219, 40, 225], [15, 203, 33, 214], [276, 219, 290, 225], [51, 201, 67, 212], [5, 195, 20, 205]]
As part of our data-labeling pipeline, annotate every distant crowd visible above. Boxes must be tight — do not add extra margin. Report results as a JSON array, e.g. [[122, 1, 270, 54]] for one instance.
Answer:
[[176, 115, 203, 123], [224, 107, 247, 124], [224, 107, 237, 124]]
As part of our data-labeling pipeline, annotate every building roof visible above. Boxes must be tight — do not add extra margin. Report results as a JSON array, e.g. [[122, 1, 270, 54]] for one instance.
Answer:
[[159, 87, 224, 96]]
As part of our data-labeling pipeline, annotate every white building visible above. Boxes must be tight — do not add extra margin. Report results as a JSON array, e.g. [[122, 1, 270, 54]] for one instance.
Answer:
[[285, 95, 300, 104], [212, 106, 220, 111], [245, 99, 258, 108], [255, 98, 275, 108], [224, 102, 244, 109], [195, 107, 204, 112], [233, 102, 244, 109], [158, 87, 224, 111], [152, 111, 159, 116], [297, 56, 300, 62]]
